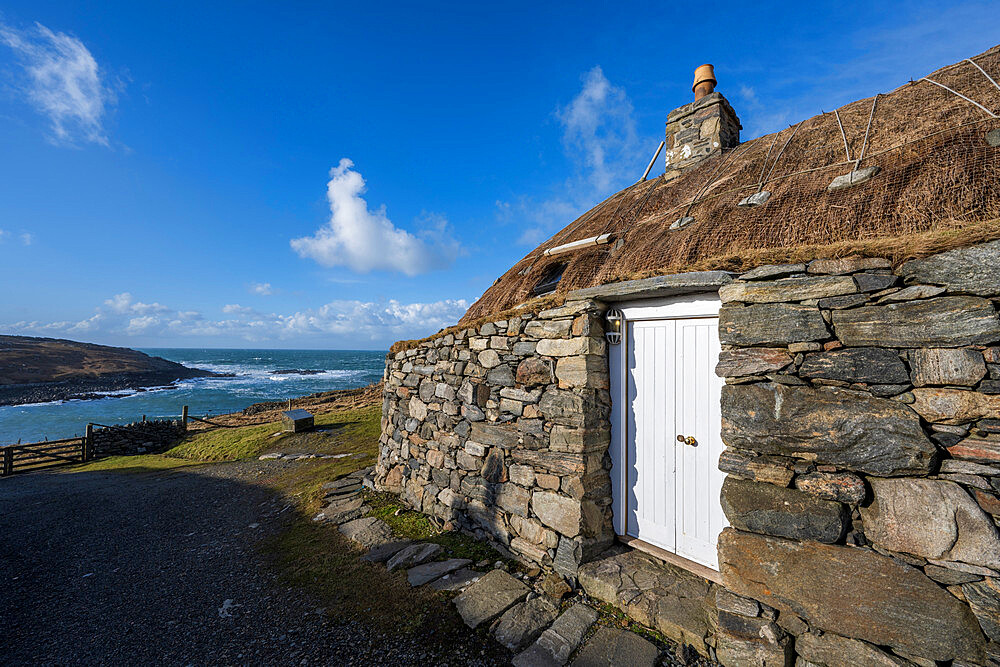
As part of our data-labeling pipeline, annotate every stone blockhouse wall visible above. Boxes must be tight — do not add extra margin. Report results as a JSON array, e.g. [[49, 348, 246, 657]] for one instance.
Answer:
[[709, 239, 1000, 666], [92, 420, 186, 457], [377, 237, 1000, 666], [375, 300, 616, 578]]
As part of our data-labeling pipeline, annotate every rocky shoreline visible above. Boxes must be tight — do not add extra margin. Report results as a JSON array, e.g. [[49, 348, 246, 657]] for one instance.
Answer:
[[0, 369, 217, 407]]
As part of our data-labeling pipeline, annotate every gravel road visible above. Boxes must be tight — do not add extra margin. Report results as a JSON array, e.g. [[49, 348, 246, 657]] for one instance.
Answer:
[[0, 463, 509, 666]]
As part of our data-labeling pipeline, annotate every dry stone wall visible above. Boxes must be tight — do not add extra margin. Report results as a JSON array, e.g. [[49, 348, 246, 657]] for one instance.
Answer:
[[714, 239, 1000, 666], [375, 300, 616, 577], [92, 419, 186, 457]]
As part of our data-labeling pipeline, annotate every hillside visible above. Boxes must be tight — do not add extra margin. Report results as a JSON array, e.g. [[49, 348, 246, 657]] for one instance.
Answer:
[[0, 335, 214, 406]]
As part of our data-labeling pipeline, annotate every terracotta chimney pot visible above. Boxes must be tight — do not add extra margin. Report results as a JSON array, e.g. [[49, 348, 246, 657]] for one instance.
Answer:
[[693, 64, 717, 101]]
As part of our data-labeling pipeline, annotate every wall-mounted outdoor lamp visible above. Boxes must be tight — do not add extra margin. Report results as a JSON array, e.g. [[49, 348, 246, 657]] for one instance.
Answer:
[[605, 308, 623, 346]]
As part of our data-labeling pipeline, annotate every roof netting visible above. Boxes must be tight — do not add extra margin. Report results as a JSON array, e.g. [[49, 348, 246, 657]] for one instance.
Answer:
[[460, 44, 1000, 324]]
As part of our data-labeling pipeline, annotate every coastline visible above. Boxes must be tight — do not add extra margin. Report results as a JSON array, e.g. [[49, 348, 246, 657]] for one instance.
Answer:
[[0, 368, 217, 408]]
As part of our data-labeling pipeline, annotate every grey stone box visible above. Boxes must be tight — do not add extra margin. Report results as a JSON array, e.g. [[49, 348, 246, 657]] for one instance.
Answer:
[[282, 409, 314, 433]]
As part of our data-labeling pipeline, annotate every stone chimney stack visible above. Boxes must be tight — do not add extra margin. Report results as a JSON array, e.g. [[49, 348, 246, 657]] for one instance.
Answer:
[[663, 64, 741, 181]]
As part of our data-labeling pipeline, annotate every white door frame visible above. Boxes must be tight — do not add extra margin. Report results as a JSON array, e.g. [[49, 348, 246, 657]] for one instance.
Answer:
[[608, 293, 724, 572]]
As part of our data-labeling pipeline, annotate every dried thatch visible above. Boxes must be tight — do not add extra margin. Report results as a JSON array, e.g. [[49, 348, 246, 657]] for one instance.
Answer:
[[461, 45, 1000, 324]]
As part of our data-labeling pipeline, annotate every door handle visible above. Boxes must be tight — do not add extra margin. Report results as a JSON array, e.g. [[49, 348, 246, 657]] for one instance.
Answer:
[[675, 435, 697, 446]]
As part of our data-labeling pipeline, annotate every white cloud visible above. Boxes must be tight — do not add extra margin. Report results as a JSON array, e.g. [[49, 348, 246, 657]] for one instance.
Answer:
[[4, 293, 469, 345], [0, 21, 115, 146], [290, 159, 462, 276], [499, 66, 648, 245], [249, 282, 274, 296], [556, 66, 639, 194], [19, 233, 33, 246]]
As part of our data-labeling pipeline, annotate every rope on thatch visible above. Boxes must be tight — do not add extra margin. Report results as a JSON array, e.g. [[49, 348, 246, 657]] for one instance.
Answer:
[[681, 139, 759, 220], [857, 95, 880, 167], [967, 58, 1000, 93], [834, 109, 853, 160], [920, 76, 998, 117], [760, 121, 805, 191]]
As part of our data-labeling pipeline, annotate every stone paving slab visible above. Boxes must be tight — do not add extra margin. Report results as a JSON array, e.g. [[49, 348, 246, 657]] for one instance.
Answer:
[[361, 540, 416, 563], [429, 568, 483, 592], [577, 549, 711, 652], [513, 603, 598, 666], [407, 558, 472, 586], [321, 495, 364, 523], [338, 517, 393, 548], [453, 569, 530, 629], [386, 543, 443, 571], [494, 597, 560, 652], [569, 626, 659, 667]]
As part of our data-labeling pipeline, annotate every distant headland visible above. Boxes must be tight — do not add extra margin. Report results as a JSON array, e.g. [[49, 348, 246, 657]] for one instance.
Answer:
[[0, 335, 216, 407]]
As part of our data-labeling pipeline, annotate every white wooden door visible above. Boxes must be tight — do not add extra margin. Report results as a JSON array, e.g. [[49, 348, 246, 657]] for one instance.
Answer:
[[609, 297, 727, 571]]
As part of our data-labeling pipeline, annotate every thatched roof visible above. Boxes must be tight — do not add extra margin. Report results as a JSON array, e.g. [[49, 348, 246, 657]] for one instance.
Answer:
[[460, 45, 1000, 324]]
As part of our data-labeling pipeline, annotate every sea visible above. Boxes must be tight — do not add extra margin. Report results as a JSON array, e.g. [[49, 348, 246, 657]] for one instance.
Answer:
[[0, 348, 386, 445]]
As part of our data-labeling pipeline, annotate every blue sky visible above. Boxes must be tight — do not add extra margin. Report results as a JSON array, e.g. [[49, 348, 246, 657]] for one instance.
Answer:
[[0, 1, 996, 350]]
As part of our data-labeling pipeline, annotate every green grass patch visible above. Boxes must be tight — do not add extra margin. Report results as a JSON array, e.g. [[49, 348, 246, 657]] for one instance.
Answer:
[[260, 511, 461, 634], [70, 405, 381, 476], [365, 490, 512, 565], [70, 453, 205, 473]]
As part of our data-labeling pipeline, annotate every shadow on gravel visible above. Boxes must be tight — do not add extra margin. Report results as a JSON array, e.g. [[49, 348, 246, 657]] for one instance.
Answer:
[[0, 464, 511, 666]]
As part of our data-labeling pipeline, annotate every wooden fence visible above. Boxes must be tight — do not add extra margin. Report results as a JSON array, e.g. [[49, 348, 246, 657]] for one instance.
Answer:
[[0, 424, 94, 476], [1, 406, 193, 477]]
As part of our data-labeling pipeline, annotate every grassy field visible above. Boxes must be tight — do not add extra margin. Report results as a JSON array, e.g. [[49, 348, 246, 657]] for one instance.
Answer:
[[66, 401, 507, 637]]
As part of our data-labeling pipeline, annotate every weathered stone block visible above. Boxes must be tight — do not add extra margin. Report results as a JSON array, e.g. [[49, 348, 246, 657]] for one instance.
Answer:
[[715, 348, 792, 377], [721, 476, 847, 543], [481, 447, 507, 483], [962, 577, 1000, 643], [512, 449, 586, 475], [798, 347, 909, 384], [453, 569, 530, 629], [948, 438, 1000, 463], [910, 388, 1000, 423], [720, 276, 857, 303], [535, 337, 605, 357], [538, 389, 605, 427], [516, 357, 553, 385], [532, 491, 581, 537], [900, 239, 1000, 296], [794, 471, 867, 504], [795, 631, 912, 666], [718, 449, 794, 486], [721, 384, 936, 476], [493, 597, 560, 652], [497, 482, 530, 517], [555, 354, 608, 388], [718, 529, 986, 662], [739, 263, 806, 281], [832, 297, 1000, 347], [523, 319, 573, 339], [470, 422, 520, 448], [508, 464, 535, 487], [549, 425, 609, 453], [715, 630, 793, 667], [720, 303, 829, 345], [910, 348, 987, 387], [808, 256, 891, 275], [860, 477, 1000, 569], [577, 549, 711, 653]]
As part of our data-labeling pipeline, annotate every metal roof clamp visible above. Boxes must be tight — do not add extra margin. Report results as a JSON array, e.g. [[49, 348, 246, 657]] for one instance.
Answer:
[[738, 190, 771, 207]]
